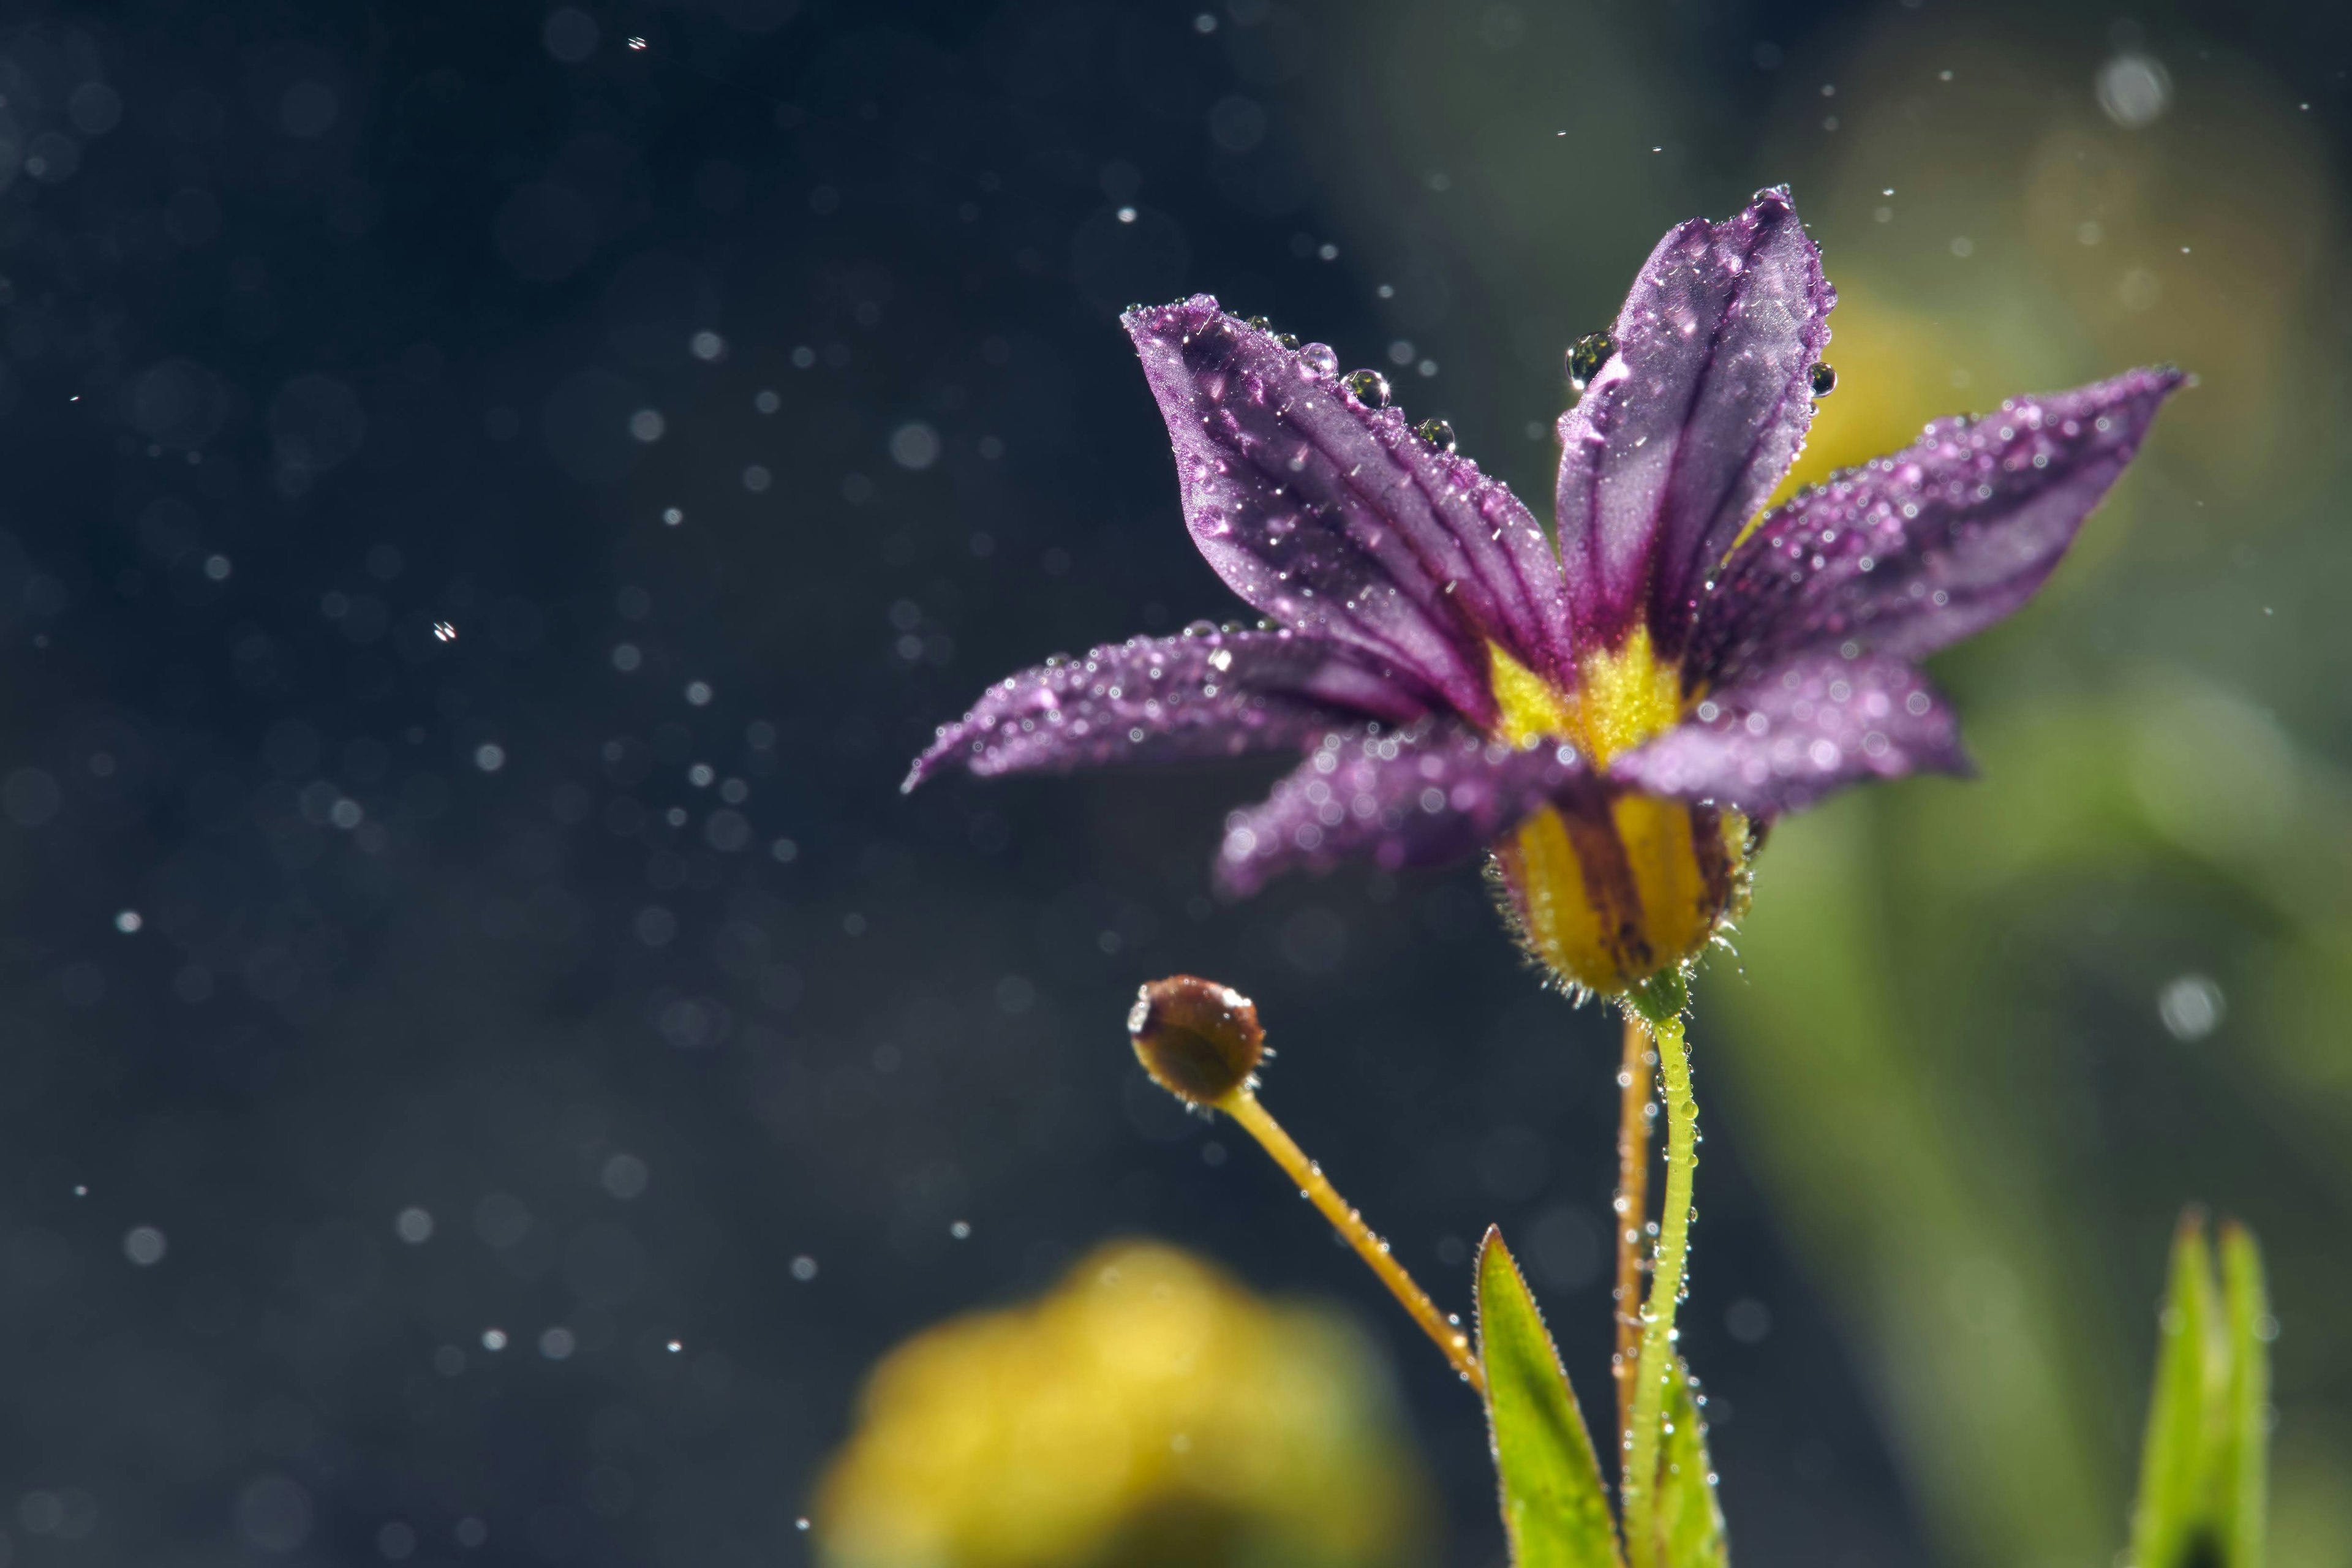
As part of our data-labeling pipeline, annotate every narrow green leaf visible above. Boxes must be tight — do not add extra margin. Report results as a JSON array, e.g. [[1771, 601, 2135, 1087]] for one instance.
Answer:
[[1651, 1359, 1728, 1568], [2127, 1210, 2274, 1568], [2215, 1222, 2269, 1568], [1476, 1226, 1624, 1568], [2131, 1211, 2220, 1568]]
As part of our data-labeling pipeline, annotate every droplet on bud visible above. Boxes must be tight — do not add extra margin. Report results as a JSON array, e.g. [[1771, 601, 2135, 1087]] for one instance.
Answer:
[[1343, 369, 1391, 407], [1567, 331, 1618, 393], [1297, 342, 1339, 376], [1129, 975, 1265, 1107], [1415, 417, 1457, 453], [1809, 361, 1837, 398]]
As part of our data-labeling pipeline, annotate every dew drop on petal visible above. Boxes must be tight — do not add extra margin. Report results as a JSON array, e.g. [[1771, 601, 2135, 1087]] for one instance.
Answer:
[[1567, 330, 1618, 392]]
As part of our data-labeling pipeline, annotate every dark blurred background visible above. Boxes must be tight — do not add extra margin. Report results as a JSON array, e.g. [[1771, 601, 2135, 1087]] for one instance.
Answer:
[[0, 1, 2346, 1565]]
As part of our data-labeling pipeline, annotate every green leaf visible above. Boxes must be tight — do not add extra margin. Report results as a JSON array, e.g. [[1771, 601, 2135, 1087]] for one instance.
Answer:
[[2215, 1222, 2269, 1568], [1476, 1226, 1624, 1568], [2132, 1212, 2218, 1568], [1651, 1359, 1728, 1568], [2128, 1210, 2271, 1568]]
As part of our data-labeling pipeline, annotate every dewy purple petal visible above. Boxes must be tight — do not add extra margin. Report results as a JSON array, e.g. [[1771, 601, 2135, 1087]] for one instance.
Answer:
[[902, 628, 1430, 791], [1688, 366, 2185, 690], [1610, 651, 1966, 815], [1555, 187, 1833, 658], [1125, 298, 1575, 722], [1215, 722, 1586, 896]]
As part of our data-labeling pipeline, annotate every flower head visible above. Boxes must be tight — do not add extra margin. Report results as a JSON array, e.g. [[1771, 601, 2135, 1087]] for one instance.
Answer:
[[908, 189, 2180, 995]]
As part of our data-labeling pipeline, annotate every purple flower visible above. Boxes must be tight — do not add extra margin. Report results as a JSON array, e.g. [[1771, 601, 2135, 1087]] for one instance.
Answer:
[[907, 189, 2180, 994]]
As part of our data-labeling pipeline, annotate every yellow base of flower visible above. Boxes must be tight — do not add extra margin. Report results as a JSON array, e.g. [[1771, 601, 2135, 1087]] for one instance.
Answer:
[[1493, 799, 1749, 993], [1485, 635, 1751, 994]]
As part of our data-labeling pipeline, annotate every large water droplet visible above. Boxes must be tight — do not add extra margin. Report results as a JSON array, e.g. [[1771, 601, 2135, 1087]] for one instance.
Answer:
[[1567, 331, 1618, 393], [1809, 361, 1837, 398], [1297, 342, 1339, 376], [1416, 417, 1457, 453], [1343, 369, 1391, 407]]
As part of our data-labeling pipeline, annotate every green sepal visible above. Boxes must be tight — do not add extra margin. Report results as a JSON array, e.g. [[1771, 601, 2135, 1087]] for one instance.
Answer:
[[1651, 1358, 1729, 1568], [1476, 1226, 1624, 1568], [1627, 970, 1689, 1028], [2128, 1209, 2269, 1568]]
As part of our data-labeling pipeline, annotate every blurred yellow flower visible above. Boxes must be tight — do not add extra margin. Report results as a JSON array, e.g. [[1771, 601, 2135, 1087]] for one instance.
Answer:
[[812, 1240, 1431, 1568]]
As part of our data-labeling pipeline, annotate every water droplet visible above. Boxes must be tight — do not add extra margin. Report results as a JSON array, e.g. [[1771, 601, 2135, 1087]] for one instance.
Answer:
[[1809, 361, 1837, 398], [1567, 331, 1618, 393], [1246, 315, 1273, 333], [1297, 342, 1338, 376], [1343, 369, 1391, 407], [1416, 417, 1457, 453]]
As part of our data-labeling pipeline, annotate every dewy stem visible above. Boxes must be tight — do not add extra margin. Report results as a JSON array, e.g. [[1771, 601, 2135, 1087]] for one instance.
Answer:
[[1612, 1009, 1653, 1453], [1618, 1000, 1695, 1568], [1219, 1088, 1486, 1393]]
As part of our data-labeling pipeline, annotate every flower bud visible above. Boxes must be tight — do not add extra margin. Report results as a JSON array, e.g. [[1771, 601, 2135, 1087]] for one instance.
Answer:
[[1128, 975, 1265, 1107]]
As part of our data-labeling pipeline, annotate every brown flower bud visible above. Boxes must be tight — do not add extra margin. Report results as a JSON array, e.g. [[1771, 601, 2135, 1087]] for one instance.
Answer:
[[1128, 975, 1265, 1107]]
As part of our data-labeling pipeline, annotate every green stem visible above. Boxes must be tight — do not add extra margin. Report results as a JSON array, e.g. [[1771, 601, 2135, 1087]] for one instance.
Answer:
[[1618, 995, 1695, 1568]]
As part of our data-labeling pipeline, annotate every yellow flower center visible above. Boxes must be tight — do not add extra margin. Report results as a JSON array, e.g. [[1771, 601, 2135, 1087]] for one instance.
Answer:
[[1488, 627, 1685, 765], [1483, 633, 1751, 995]]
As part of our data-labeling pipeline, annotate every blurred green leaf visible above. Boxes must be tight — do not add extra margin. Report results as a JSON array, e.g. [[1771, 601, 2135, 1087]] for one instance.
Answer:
[[1651, 1359, 1728, 1568], [1476, 1227, 1623, 1568], [2130, 1212, 2270, 1568], [2135, 1213, 2223, 1568], [2218, 1223, 2271, 1568]]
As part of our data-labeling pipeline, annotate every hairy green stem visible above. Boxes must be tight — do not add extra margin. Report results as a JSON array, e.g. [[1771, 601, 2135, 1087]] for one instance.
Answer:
[[1618, 990, 1694, 1568]]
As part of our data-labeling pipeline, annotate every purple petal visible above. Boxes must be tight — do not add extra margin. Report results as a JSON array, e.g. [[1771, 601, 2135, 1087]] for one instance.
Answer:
[[1686, 367, 2184, 687], [1608, 652, 1966, 816], [1555, 187, 1833, 656], [1215, 721, 1588, 895], [1125, 297, 1575, 725], [903, 628, 1428, 791]]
